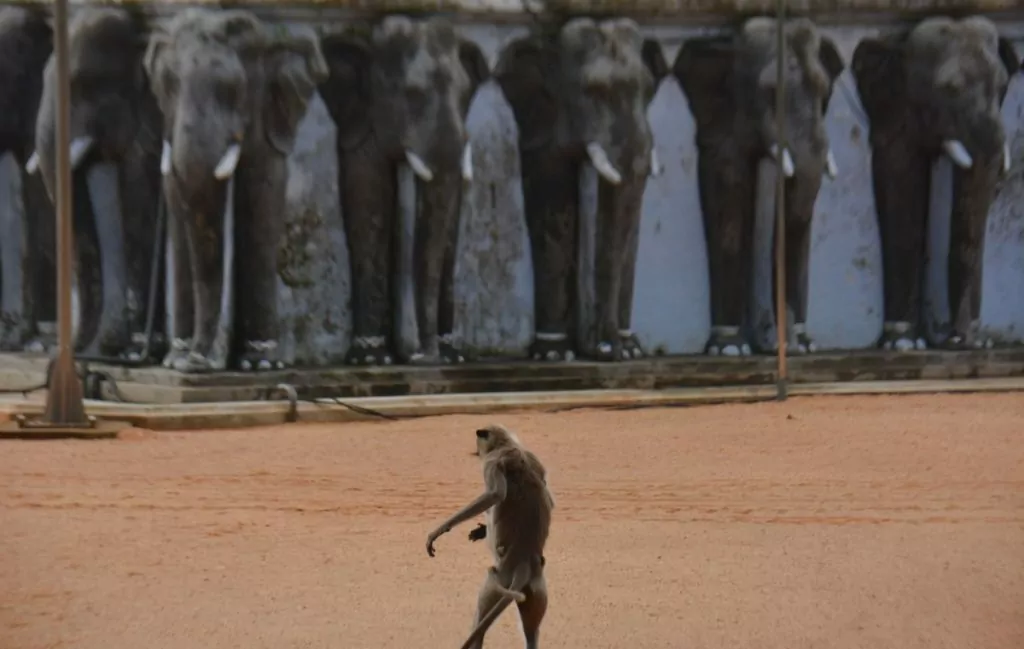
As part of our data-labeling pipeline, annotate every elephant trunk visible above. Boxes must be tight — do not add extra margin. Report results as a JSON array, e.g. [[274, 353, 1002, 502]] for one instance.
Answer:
[[402, 110, 470, 184], [166, 111, 242, 195], [84, 161, 132, 345]]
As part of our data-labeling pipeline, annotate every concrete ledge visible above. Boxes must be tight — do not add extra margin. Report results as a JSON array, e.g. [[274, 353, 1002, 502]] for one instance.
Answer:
[[0, 376, 1021, 431], [2, 348, 1022, 404]]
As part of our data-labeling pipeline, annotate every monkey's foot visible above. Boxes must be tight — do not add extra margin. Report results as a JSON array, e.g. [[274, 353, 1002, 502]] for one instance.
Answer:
[[120, 332, 167, 364], [237, 340, 286, 372], [789, 323, 818, 355], [438, 333, 467, 364], [618, 330, 645, 360], [346, 335, 394, 366], [162, 337, 192, 369], [705, 326, 752, 357], [880, 321, 926, 353], [529, 332, 576, 362]]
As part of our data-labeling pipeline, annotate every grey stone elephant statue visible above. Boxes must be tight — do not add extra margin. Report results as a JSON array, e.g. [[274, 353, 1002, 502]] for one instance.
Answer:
[[0, 6, 55, 353], [673, 17, 844, 358], [144, 9, 328, 372], [317, 16, 489, 366], [30, 7, 166, 362], [495, 17, 668, 362], [852, 16, 1023, 351]]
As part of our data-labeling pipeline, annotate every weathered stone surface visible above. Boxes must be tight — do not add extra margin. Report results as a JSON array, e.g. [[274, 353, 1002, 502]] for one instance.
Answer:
[[11, 10, 1024, 370], [278, 92, 352, 367]]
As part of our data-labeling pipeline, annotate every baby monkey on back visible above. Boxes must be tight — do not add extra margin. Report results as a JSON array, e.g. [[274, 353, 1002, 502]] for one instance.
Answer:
[[426, 424, 554, 649]]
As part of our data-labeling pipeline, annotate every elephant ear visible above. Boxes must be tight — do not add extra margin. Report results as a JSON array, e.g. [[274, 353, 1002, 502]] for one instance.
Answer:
[[817, 36, 845, 113], [318, 27, 373, 151], [997, 37, 1023, 102], [494, 35, 559, 152], [262, 29, 329, 156], [850, 35, 905, 135], [458, 37, 490, 99], [673, 35, 736, 135], [144, 30, 177, 129], [641, 38, 669, 102]]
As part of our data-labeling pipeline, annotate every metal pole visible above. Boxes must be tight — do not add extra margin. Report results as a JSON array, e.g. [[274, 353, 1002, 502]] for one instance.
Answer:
[[41, 0, 88, 426], [773, 0, 788, 400]]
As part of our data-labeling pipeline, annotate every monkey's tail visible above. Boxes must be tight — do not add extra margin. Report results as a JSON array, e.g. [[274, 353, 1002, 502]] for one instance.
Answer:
[[459, 562, 534, 649], [459, 595, 517, 649]]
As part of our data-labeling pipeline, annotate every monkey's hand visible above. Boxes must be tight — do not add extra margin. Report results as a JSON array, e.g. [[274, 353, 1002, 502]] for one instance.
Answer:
[[426, 525, 451, 558], [468, 523, 487, 542]]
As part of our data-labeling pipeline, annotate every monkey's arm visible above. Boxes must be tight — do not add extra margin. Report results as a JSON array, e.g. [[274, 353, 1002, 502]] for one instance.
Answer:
[[426, 466, 507, 557]]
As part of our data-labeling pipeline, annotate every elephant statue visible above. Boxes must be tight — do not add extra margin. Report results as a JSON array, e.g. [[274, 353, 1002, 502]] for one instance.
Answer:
[[0, 6, 54, 353], [673, 17, 844, 357], [318, 16, 489, 366], [851, 16, 1023, 351], [144, 9, 328, 372], [495, 17, 668, 362], [30, 7, 166, 362]]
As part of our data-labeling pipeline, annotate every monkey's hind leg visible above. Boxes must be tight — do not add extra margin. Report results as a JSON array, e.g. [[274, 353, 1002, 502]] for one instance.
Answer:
[[461, 565, 531, 649], [488, 567, 526, 603], [517, 569, 548, 649]]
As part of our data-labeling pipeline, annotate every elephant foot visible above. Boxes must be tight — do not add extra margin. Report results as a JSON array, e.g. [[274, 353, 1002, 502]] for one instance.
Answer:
[[237, 340, 286, 372], [880, 321, 927, 353], [346, 335, 394, 366], [618, 330, 645, 360], [705, 326, 752, 357], [172, 351, 224, 374], [591, 338, 623, 362], [0, 312, 27, 352], [91, 320, 136, 359], [120, 332, 168, 364], [162, 337, 192, 369], [22, 338, 54, 355], [790, 323, 818, 355], [438, 333, 466, 364], [943, 324, 994, 351], [529, 332, 576, 363]]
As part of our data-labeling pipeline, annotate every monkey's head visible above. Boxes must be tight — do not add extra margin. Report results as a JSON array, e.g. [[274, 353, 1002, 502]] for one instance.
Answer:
[[474, 424, 520, 457]]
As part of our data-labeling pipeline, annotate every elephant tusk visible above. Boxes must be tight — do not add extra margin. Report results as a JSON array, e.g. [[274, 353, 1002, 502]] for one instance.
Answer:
[[460, 142, 473, 182], [25, 151, 39, 174], [1004, 143, 1012, 174], [161, 141, 172, 176], [769, 143, 795, 178], [942, 139, 973, 169], [586, 142, 622, 185], [825, 149, 839, 179], [649, 147, 663, 177], [405, 150, 434, 183], [69, 136, 95, 170], [214, 143, 242, 180]]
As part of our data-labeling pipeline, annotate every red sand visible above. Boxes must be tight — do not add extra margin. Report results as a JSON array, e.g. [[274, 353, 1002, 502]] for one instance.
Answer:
[[1, 393, 1023, 649]]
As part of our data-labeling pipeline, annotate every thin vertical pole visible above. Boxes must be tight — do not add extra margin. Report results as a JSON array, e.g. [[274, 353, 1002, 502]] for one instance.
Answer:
[[42, 0, 88, 426], [773, 0, 788, 400]]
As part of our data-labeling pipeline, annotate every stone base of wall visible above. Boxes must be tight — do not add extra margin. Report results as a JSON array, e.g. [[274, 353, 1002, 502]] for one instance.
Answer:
[[2, 349, 1023, 404]]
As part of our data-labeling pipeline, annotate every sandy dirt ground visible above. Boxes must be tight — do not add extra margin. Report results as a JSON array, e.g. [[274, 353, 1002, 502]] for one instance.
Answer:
[[1, 393, 1023, 649]]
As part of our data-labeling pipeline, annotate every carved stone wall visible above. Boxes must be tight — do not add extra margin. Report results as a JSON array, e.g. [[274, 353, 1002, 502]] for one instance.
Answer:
[[4, 5, 1024, 366]]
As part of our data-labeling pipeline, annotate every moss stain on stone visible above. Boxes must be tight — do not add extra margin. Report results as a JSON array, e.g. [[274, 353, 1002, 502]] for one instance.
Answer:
[[278, 207, 324, 289]]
